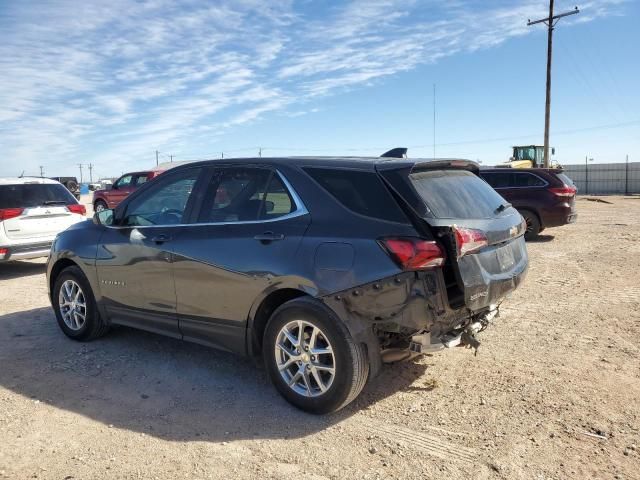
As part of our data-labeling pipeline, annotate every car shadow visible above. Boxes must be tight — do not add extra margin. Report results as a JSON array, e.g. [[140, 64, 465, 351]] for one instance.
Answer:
[[527, 234, 555, 243], [0, 307, 431, 443], [0, 260, 46, 280]]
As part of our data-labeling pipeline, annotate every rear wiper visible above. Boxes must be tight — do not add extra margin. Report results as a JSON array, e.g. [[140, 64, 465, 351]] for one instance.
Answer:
[[495, 202, 512, 213], [41, 200, 68, 206]]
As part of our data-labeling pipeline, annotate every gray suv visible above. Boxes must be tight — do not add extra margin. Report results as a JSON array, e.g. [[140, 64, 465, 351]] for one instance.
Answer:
[[47, 157, 528, 413]]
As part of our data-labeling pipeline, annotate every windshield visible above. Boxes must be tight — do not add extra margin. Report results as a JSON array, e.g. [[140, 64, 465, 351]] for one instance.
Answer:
[[409, 170, 508, 219], [0, 183, 77, 209]]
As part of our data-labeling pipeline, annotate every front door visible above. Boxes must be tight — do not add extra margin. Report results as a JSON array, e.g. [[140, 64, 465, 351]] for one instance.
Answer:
[[107, 174, 135, 208], [95, 167, 204, 337], [170, 166, 311, 354]]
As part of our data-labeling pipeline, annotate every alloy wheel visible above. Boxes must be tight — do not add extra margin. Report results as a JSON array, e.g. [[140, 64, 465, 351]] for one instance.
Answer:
[[58, 279, 87, 331], [274, 320, 336, 397]]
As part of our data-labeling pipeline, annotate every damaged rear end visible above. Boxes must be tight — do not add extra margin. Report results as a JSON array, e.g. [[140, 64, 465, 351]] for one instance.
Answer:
[[327, 159, 528, 367]]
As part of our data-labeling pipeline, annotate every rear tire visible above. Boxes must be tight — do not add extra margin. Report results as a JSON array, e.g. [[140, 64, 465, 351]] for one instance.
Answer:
[[52, 266, 109, 341], [263, 297, 369, 414], [521, 210, 541, 241], [94, 200, 107, 213]]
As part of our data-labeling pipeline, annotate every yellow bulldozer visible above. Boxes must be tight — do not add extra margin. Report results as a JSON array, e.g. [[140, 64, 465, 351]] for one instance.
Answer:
[[496, 145, 558, 169]]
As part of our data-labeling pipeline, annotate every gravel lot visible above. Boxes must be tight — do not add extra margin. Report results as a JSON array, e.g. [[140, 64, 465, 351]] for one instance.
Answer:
[[1, 196, 639, 480]]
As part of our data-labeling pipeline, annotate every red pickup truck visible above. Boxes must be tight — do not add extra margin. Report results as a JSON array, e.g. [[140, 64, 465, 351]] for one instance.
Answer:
[[93, 171, 160, 212]]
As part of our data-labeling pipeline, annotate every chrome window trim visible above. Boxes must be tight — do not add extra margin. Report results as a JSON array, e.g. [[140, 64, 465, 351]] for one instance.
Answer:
[[104, 169, 309, 229]]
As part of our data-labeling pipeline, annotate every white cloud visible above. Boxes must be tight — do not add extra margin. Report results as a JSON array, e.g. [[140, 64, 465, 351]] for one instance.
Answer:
[[0, 0, 626, 175]]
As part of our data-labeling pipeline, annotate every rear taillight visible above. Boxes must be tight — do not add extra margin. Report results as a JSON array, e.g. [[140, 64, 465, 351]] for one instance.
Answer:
[[67, 204, 86, 216], [379, 237, 446, 270], [454, 226, 488, 258], [548, 186, 577, 197], [0, 208, 23, 221], [0, 247, 8, 258]]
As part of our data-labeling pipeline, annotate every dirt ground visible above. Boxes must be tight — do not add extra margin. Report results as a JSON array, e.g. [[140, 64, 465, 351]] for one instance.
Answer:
[[0, 196, 639, 480]]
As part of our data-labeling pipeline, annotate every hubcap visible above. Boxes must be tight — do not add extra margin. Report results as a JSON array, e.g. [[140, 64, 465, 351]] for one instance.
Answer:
[[58, 279, 87, 331], [95, 203, 105, 212], [274, 320, 335, 397]]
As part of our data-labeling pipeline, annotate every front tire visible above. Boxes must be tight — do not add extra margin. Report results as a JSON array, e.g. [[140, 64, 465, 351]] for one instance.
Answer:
[[94, 200, 107, 213], [263, 297, 369, 414], [52, 266, 109, 341]]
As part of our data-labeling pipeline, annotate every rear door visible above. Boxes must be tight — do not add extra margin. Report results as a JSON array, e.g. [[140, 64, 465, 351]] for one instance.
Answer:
[[170, 165, 311, 354], [0, 183, 82, 241], [378, 162, 528, 311]]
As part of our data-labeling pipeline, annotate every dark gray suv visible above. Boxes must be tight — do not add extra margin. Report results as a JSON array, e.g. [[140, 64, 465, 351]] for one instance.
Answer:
[[47, 157, 528, 413]]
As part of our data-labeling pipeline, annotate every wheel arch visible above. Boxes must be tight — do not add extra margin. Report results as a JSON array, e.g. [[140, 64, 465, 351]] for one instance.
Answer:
[[518, 207, 543, 228], [49, 258, 80, 296], [247, 288, 310, 356]]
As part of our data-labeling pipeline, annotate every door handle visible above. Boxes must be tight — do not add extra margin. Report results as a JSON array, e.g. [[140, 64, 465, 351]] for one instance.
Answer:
[[254, 232, 284, 242], [151, 234, 172, 244]]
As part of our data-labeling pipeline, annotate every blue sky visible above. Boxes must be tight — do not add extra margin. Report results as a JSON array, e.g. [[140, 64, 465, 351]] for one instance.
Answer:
[[1, 0, 638, 179]]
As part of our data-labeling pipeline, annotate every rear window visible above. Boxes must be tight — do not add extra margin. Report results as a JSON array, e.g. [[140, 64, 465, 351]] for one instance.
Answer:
[[409, 170, 507, 219], [0, 183, 77, 209], [556, 173, 575, 187], [304, 168, 407, 223]]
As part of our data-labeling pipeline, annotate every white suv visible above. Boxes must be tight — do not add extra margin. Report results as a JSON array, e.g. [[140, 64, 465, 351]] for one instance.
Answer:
[[0, 178, 86, 262]]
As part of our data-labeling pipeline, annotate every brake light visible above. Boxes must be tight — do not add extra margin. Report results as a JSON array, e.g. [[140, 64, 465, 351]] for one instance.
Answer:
[[548, 186, 576, 197], [66, 204, 86, 216], [454, 226, 488, 257], [379, 237, 446, 270], [0, 208, 23, 221], [0, 247, 7, 258]]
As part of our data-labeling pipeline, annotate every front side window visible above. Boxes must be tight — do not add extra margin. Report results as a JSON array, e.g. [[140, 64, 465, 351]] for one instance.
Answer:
[[115, 175, 133, 189], [123, 168, 201, 226], [481, 172, 512, 189], [198, 168, 296, 223]]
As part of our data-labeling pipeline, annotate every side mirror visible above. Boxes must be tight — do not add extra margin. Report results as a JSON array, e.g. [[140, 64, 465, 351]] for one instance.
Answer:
[[109, 183, 117, 190], [264, 200, 275, 213], [93, 209, 114, 226]]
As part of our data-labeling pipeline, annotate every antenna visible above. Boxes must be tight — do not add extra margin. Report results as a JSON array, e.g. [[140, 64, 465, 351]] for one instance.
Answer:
[[433, 83, 436, 160]]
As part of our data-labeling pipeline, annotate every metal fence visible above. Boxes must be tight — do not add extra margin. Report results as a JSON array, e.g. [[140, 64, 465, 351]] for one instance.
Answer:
[[561, 161, 639, 195]]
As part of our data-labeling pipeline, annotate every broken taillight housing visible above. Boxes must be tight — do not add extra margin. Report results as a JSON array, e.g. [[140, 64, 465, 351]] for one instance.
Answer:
[[0, 208, 23, 222], [66, 204, 86, 216], [379, 237, 446, 270], [454, 226, 488, 257], [548, 186, 577, 197]]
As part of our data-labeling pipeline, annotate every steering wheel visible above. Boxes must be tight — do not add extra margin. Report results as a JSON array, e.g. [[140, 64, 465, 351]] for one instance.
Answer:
[[160, 207, 183, 223]]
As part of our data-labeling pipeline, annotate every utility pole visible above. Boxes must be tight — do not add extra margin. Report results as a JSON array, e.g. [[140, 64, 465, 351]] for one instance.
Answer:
[[221, 152, 224, 159], [39, 166, 44, 177], [625, 154, 629, 196], [528, 2, 579, 168], [88, 163, 93, 183], [77, 163, 83, 183], [170, 154, 173, 162], [155, 150, 159, 166], [259, 147, 262, 158]]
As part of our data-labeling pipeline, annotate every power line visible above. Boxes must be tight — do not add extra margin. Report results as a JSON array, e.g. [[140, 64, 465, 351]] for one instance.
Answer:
[[527, 2, 580, 167]]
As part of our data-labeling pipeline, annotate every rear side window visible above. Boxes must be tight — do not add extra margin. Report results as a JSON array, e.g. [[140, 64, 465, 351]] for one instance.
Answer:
[[304, 168, 407, 223], [0, 183, 76, 209], [409, 170, 507, 219], [199, 168, 296, 223], [513, 172, 546, 187]]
